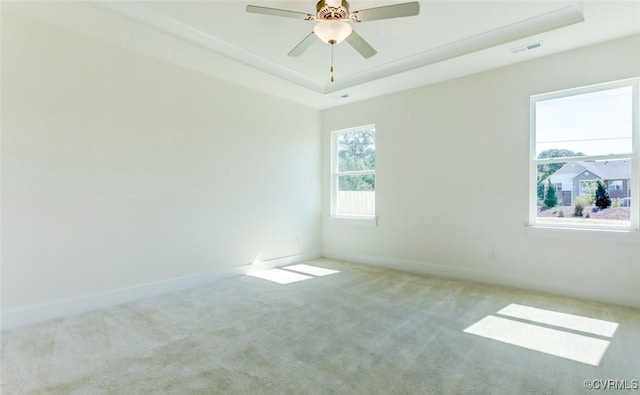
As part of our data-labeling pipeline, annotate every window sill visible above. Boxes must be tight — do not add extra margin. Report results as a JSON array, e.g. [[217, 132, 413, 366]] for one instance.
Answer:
[[526, 225, 640, 243], [328, 216, 378, 226]]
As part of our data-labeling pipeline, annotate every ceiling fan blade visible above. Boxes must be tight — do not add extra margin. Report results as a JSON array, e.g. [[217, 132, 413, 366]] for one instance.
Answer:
[[246, 5, 314, 20], [288, 32, 317, 57], [345, 30, 377, 58], [351, 1, 420, 22]]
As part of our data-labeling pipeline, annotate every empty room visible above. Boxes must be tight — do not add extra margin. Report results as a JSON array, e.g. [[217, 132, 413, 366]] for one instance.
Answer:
[[1, 1, 639, 394]]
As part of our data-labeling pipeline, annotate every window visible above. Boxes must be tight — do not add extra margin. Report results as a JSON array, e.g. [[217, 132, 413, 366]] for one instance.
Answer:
[[530, 79, 638, 231], [331, 125, 375, 218], [608, 180, 623, 191], [579, 180, 598, 197]]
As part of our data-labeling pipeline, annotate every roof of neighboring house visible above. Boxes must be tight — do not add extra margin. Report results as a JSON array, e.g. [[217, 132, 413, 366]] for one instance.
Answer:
[[551, 162, 602, 178], [545, 160, 630, 183], [579, 162, 605, 179], [592, 160, 631, 180]]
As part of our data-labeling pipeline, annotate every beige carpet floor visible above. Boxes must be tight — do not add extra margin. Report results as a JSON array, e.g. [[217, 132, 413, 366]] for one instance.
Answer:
[[2, 258, 639, 394]]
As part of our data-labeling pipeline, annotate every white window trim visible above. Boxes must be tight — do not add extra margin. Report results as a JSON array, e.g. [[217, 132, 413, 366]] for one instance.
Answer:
[[529, 78, 639, 233], [330, 124, 376, 220]]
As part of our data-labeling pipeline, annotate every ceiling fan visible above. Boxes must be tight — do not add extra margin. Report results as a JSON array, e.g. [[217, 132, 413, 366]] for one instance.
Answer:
[[247, 0, 420, 82]]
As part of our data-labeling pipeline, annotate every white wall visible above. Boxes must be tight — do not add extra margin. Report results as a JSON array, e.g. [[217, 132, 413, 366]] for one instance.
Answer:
[[2, 7, 638, 331], [321, 35, 640, 308], [1, 11, 321, 320]]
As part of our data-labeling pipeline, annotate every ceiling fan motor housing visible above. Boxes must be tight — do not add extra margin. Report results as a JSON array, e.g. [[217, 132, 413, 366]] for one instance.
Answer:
[[316, 0, 350, 20]]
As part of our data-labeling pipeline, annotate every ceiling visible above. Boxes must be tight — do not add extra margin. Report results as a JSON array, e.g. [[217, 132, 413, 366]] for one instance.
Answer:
[[8, 1, 640, 109]]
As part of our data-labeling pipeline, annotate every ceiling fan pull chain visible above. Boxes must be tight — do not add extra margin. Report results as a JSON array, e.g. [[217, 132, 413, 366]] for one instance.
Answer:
[[330, 40, 335, 83]]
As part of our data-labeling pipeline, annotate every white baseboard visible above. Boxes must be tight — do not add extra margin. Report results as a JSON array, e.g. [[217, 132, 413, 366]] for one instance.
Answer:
[[324, 252, 640, 309], [0, 251, 321, 331]]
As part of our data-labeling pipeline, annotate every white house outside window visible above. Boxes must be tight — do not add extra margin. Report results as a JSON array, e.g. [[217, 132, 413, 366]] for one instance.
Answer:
[[331, 125, 375, 218], [530, 78, 638, 231]]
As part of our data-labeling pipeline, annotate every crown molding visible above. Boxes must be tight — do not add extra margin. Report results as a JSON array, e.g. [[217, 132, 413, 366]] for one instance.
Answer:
[[97, 2, 584, 94], [325, 5, 584, 93], [97, 1, 325, 92]]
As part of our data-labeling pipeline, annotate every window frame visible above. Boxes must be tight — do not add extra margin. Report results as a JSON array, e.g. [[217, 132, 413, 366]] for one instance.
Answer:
[[529, 78, 639, 232], [330, 124, 376, 220]]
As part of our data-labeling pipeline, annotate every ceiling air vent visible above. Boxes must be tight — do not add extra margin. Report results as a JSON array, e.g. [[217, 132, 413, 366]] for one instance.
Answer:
[[510, 41, 543, 54]]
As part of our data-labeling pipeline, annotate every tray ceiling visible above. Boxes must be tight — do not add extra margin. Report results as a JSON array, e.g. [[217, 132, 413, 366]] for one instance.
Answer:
[[7, 1, 640, 109]]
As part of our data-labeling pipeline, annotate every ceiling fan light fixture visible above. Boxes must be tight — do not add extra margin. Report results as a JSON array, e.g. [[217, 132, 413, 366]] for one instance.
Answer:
[[313, 21, 352, 44]]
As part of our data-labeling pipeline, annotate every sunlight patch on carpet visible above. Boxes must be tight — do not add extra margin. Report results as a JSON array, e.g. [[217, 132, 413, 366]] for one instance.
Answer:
[[497, 303, 618, 337], [283, 264, 340, 276], [464, 304, 618, 366], [247, 264, 339, 285], [248, 269, 312, 284]]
